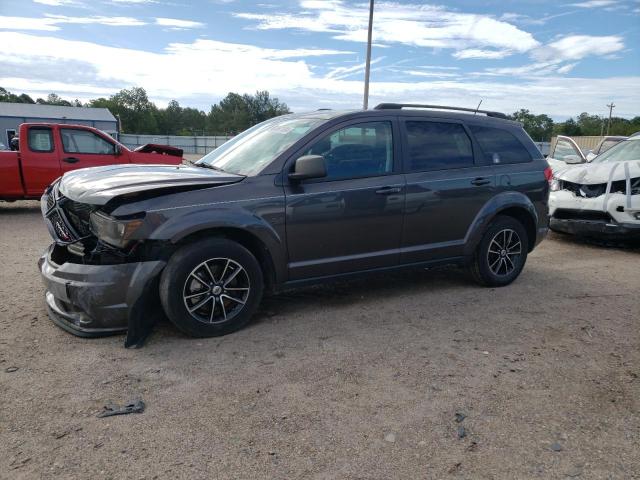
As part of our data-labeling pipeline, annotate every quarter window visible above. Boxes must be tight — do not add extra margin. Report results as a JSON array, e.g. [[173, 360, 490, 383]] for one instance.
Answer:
[[469, 125, 532, 164], [405, 121, 474, 172], [303, 121, 393, 180], [61, 129, 115, 155], [28, 128, 53, 152]]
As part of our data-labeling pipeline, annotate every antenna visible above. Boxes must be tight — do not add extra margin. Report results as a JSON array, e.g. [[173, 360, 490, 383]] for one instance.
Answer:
[[474, 100, 483, 115]]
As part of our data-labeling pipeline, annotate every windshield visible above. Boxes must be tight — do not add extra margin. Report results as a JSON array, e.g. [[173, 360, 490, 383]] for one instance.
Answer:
[[196, 116, 327, 175], [593, 138, 640, 163]]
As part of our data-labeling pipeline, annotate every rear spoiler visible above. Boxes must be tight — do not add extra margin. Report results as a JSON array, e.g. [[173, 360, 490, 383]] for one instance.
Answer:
[[134, 144, 184, 157]]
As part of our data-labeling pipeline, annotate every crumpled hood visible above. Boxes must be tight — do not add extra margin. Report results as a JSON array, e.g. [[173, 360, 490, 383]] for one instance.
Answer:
[[555, 160, 640, 184], [58, 164, 244, 205]]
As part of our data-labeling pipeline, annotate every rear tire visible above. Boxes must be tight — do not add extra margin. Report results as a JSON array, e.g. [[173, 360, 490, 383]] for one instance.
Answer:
[[470, 216, 529, 287], [159, 238, 263, 337]]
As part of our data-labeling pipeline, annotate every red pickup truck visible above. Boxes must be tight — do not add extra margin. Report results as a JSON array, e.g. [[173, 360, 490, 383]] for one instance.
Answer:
[[1, 123, 183, 201]]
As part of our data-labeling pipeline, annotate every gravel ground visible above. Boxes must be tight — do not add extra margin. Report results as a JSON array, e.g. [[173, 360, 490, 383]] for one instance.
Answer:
[[1, 201, 638, 479]]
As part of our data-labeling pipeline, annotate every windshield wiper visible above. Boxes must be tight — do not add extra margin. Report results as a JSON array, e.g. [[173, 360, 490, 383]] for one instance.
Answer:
[[192, 161, 226, 172]]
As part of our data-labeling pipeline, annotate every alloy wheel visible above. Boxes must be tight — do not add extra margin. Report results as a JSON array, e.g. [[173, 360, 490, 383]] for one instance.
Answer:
[[487, 228, 522, 276], [182, 258, 250, 324]]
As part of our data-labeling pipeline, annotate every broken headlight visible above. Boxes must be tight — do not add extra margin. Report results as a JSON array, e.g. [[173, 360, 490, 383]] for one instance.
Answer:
[[89, 211, 145, 248], [550, 177, 561, 192]]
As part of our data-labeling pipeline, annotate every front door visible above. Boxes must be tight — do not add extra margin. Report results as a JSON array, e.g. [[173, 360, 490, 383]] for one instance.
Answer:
[[400, 119, 496, 263], [284, 119, 405, 280], [21, 126, 62, 196], [58, 127, 121, 173]]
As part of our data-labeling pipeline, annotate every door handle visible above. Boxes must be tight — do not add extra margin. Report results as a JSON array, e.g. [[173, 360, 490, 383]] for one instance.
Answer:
[[63, 157, 80, 164], [471, 177, 491, 186], [375, 186, 402, 195]]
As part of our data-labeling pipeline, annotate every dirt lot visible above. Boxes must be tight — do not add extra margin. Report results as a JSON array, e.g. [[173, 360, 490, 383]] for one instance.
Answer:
[[0, 201, 638, 479]]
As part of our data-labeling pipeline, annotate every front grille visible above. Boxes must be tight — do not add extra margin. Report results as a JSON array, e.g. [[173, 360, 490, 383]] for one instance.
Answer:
[[553, 209, 612, 222], [49, 210, 74, 242], [561, 181, 607, 198], [60, 196, 93, 237], [46, 191, 55, 211]]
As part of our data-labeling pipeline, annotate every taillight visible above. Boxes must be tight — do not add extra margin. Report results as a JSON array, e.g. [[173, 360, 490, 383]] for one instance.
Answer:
[[544, 166, 553, 184]]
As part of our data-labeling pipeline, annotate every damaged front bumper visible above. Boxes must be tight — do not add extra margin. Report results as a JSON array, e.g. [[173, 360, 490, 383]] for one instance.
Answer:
[[549, 217, 640, 239], [39, 244, 166, 345], [549, 190, 640, 239]]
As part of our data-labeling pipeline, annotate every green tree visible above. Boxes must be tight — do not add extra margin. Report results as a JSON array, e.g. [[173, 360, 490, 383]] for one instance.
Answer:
[[107, 87, 159, 134], [554, 118, 582, 136], [207, 91, 290, 135], [0, 87, 35, 103], [576, 112, 605, 136], [36, 93, 73, 106], [509, 109, 554, 141]]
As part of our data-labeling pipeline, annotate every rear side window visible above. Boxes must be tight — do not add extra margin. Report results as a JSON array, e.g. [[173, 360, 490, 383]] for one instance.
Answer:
[[61, 128, 115, 155], [28, 128, 54, 152], [405, 121, 474, 172], [469, 125, 532, 164]]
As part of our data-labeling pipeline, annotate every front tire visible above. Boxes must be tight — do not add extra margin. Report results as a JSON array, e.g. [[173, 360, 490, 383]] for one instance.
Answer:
[[470, 216, 529, 287], [159, 238, 263, 337]]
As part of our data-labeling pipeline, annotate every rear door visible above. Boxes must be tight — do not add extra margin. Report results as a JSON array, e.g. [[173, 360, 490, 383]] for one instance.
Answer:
[[400, 118, 495, 263], [284, 118, 405, 280], [58, 127, 121, 173], [20, 126, 62, 196]]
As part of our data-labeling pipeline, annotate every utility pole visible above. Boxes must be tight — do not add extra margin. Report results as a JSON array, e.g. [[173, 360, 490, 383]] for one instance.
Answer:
[[363, 0, 374, 110], [606, 102, 615, 135]]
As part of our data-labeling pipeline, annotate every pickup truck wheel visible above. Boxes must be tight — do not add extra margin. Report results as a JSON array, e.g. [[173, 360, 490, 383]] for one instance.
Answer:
[[470, 216, 528, 287], [159, 238, 263, 337]]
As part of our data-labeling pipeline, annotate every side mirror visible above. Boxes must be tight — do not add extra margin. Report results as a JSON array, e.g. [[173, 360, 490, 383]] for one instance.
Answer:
[[543, 154, 548, 158], [114, 144, 122, 156], [564, 154, 583, 165], [288, 155, 327, 181]]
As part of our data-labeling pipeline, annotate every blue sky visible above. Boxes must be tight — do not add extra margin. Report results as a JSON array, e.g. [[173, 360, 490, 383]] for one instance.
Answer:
[[0, 0, 638, 119]]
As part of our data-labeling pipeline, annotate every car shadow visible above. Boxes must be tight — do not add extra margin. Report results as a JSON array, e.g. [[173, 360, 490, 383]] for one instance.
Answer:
[[548, 231, 640, 253]]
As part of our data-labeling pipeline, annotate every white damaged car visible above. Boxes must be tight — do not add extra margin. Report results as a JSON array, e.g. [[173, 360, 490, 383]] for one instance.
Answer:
[[549, 134, 640, 239]]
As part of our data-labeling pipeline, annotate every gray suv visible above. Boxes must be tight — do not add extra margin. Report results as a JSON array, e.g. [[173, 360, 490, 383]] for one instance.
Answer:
[[39, 104, 551, 346]]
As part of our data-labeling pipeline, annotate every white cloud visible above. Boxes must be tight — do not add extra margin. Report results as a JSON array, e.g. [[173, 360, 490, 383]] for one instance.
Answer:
[[453, 49, 512, 60], [235, 1, 540, 58], [0, 15, 146, 31], [33, 0, 80, 5], [404, 70, 459, 78], [0, 31, 637, 118], [46, 14, 147, 27], [532, 35, 624, 62], [0, 16, 61, 31], [155, 18, 205, 29], [325, 57, 384, 80], [568, 0, 618, 7]]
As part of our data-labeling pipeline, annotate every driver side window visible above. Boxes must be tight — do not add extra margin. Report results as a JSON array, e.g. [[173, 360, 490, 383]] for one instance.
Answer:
[[303, 121, 393, 181], [61, 128, 115, 155], [553, 139, 580, 162]]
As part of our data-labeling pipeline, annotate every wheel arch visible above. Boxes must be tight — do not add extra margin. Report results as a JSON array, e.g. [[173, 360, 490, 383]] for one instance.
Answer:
[[172, 226, 280, 294], [464, 192, 539, 256]]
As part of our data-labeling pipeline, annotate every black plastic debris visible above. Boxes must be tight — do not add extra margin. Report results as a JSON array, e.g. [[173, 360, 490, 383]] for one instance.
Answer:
[[98, 400, 145, 418]]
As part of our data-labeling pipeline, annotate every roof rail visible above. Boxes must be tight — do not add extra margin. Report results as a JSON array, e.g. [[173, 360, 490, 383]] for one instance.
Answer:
[[373, 103, 508, 119]]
